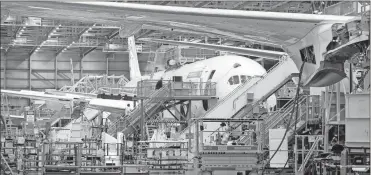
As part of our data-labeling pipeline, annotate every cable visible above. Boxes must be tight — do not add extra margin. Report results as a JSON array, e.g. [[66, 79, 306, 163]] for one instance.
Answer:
[[261, 62, 306, 175]]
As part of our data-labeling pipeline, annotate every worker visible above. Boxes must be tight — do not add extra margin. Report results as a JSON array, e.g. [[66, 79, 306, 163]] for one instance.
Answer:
[[155, 77, 163, 90], [125, 104, 131, 116]]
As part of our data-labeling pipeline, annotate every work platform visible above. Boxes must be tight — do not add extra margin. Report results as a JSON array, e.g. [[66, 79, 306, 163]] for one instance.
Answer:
[[135, 80, 217, 100]]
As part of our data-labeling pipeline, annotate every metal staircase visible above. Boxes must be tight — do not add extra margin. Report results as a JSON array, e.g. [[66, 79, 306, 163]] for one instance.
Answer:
[[264, 96, 308, 134], [1, 94, 12, 134], [1, 153, 14, 175], [235, 96, 303, 145], [175, 56, 299, 142], [107, 86, 170, 137], [296, 136, 322, 175]]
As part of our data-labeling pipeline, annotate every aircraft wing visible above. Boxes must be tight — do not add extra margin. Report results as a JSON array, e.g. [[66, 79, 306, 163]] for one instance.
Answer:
[[1, 89, 130, 113], [44, 89, 98, 99], [88, 99, 133, 114], [2, 2, 355, 47], [1, 89, 75, 104], [139, 38, 285, 60]]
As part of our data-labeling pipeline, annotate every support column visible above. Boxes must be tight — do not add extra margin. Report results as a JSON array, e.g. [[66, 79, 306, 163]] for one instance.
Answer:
[[106, 54, 109, 75], [140, 99, 144, 140], [4, 53, 7, 89], [54, 54, 58, 89], [195, 109, 199, 156], [188, 101, 192, 150], [324, 87, 329, 153], [75, 144, 81, 175], [349, 63, 353, 92], [28, 54, 32, 90], [80, 53, 84, 79], [336, 83, 341, 122]]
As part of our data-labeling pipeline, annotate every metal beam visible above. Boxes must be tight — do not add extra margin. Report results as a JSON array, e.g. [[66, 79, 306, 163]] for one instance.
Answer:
[[194, 1, 211, 8], [136, 30, 156, 39], [56, 24, 96, 56], [153, 1, 171, 5], [28, 55, 32, 90], [82, 47, 97, 58], [3, 53, 7, 89], [1, 23, 120, 29], [54, 54, 58, 89], [106, 53, 110, 75], [79, 53, 83, 79], [29, 26, 60, 56], [232, 1, 254, 10], [82, 29, 119, 56], [268, 1, 291, 11], [6, 26, 23, 54]]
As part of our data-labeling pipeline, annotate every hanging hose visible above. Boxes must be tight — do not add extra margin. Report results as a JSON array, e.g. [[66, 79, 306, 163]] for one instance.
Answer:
[[261, 62, 306, 175]]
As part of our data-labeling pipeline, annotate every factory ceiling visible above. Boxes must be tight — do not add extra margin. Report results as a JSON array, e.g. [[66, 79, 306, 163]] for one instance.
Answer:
[[0, 1, 349, 56]]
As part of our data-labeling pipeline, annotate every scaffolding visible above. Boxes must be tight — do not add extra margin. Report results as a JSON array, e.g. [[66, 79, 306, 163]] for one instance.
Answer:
[[137, 140, 189, 174], [191, 118, 265, 174], [59, 75, 129, 94]]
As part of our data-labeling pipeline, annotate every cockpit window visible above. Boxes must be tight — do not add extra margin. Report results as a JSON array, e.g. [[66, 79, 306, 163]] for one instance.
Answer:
[[228, 75, 243, 85], [241, 75, 246, 83], [233, 75, 239, 84], [228, 77, 234, 85]]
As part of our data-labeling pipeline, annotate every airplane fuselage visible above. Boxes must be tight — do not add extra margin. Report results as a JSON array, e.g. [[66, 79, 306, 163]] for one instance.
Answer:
[[126, 55, 276, 120]]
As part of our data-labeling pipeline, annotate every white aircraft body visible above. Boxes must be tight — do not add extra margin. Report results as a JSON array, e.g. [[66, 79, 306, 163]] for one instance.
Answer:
[[2, 1, 369, 88], [0, 53, 279, 128], [127, 54, 277, 119]]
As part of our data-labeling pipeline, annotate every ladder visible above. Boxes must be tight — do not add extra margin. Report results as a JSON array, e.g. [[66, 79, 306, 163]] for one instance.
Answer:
[[1, 94, 12, 134], [1, 153, 14, 175]]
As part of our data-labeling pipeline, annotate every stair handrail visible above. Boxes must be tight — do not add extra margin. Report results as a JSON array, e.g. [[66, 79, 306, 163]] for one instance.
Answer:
[[264, 96, 308, 134], [1, 153, 14, 175], [108, 86, 170, 136], [238, 96, 307, 144], [298, 136, 321, 172], [125, 86, 169, 124], [110, 85, 168, 126], [266, 94, 303, 118], [265, 95, 307, 124]]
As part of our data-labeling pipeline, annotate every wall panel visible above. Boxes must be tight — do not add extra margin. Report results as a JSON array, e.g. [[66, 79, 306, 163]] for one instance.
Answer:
[[6, 80, 29, 89]]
